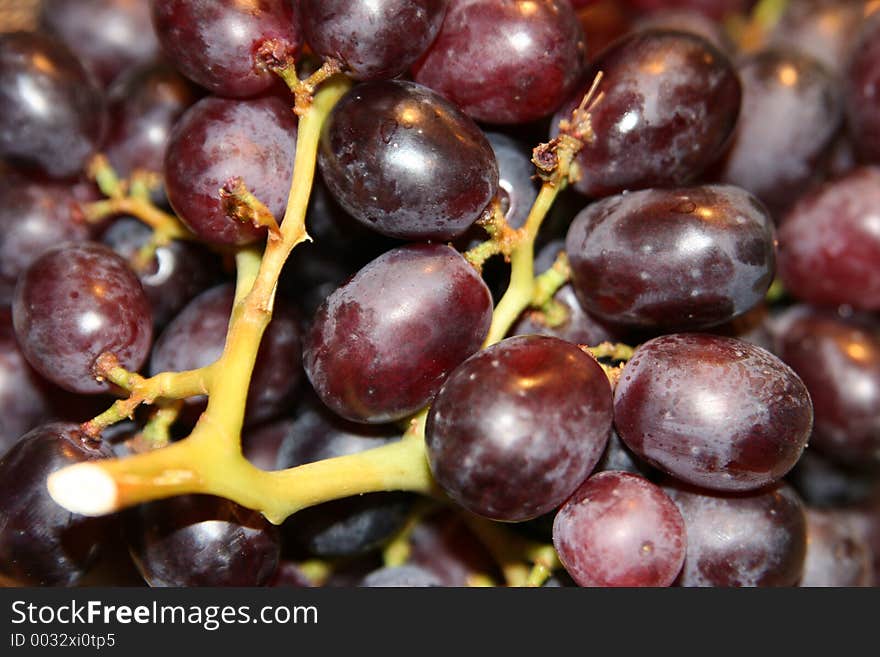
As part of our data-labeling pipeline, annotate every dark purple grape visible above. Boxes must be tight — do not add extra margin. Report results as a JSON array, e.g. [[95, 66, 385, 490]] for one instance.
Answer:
[[596, 429, 655, 477], [788, 450, 877, 509], [553, 471, 686, 587], [614, 334, 813, 492], [304, 244, 493, 423], [0, 309, 53, 454], [0, 423, 113, 586], [486, 132, 541, 232], [242, 417, 293, 471], [716, 49, 842, 215], [39, 0, 161, 87], [845, 16, 880, 163], [318, 80, 499, 241], [268, 561, 313, 587], [565, 185, 776, 331], [800, 509, 873, 587], [633, 9, 733, 53], [770, 0, 870, 76], [150, 283, 302, 427], [844, 495, 880, 585], [302, 0, 448, 81], [277, 402, 411, 557], [126, 494, 280, 586], [360, 564, 442, 587], [774, 307, 880, 467], [413, 0, 586, 124], [164, 95, 297, 245], [102, 217, 221, 328], [13, 242, 152, 394], [407, 509, 500, 586], [150, 0, 301, 98], [104, 62, 201, 180], [778, 168, 880, 311], [666, 481, 807, 587], [426, 335, 613, 521], [553, 30, 740, 198], [0, 32, 107, 179], [0, 177, 94, 304]]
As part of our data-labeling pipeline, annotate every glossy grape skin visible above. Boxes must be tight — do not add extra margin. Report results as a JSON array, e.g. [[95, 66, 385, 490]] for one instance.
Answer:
[[104, 62, 201, 181], [302, 0, 447, 81], [0, 423, 113, 586], [319, 80, 498, 241], [426, 335, 613, 522], [102, 217, 221, 329], [39, 0, 161, 87], [150, 0, 301, 98], [413, 0, 586, 124], [165, 95, 297, 245], [847, 17, 880, 164], [553, 472, 686, 587], [774, 307, 880, 466], [360, 565, 442, 587], [800, 509, 873, 587], [0, 309, 53, 454], [553, 30, 740, 198], [565, 185, 776, 331], [665, 481, 807, 587], [0, 32, 107, 179], [0, 178, 94, 304], [777, 167, 880, 310], [126, 494, 280, 587], [150, 283, 302, 427], [304, 244, 493, 423], [716, 49, 842, 216], [13, 242, 152, 394], [614, 334, 813, 492]]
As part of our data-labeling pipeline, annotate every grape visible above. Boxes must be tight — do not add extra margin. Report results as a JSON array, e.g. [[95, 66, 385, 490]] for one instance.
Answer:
[[302, 0, 448, 81], [622, 0, 755, 20], [0, 32, 107, 179], [847, 16, 880, 163], [552, 30, 740, 198], [843, 496, 880, 586], [425, 335, 613, 521], [486, 132, 541, 233], [242, 417, 293, 471], [665, 481, 808, 587], [774, 306, 880, 467], [360, 564, 442, 587], [632, 9, 733, 53], [164, 95, 297, 245], [126, 494, 280, 587], [800, 509, 873, 587], [777, 167, 880, 310], [268, 561, 313, 588], [104, 62, 201, 181], [102, 217, 222, 329], [788, 451, 877, 509], [150, 283, 302, 427], [318, 80, 499, 241], [150, 0, 301, 98], [596, 429, 655, 478], [0, 309, 53, 454], [407, 509, 500, 586], [412, 0, 587, 124], [304, 243, 493, 423], [716, 49, 842, 215], [13, 242, 153, 394], [565, 185, 776, 331], [277, 402, 412, 557], [0, 423, 113, 586], [0, 177, 94, 304], [553, 471, 686, 587], [614, 334, 813, 492], [39, 0, 160, 87], [771, 0, 873, 77]]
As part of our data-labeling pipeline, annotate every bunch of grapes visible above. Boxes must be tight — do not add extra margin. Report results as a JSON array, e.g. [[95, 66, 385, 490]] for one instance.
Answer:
[[0, 0, 878, 589]]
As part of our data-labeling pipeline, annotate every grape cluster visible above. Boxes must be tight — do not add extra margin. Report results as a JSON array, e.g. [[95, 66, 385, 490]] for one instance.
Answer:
[[0, 0, 879, 589]]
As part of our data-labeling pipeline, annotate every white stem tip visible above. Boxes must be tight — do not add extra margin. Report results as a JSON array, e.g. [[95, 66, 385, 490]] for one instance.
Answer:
[[47, 463, 118, 517]]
